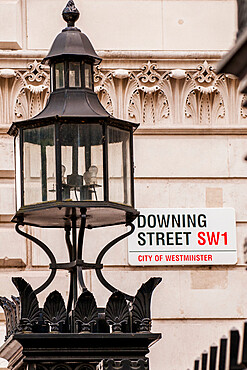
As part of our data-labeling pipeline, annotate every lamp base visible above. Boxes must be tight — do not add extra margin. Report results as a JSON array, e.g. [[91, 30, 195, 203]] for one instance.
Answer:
[[0, 277, 162, 370], [0, 332, 160, 369], [12, 201, 139, 228]]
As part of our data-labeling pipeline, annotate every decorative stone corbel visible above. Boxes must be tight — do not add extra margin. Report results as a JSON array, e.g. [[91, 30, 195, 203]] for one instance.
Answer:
[[0, 69, 16, 79], [169, 69, 187, 79], [112, 69, 130, 79]]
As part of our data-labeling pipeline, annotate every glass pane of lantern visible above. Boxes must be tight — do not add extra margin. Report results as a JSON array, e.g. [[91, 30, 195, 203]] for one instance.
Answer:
[[85, 63, 92, 89], [55, 62, 65, 89], [108, 127, 131, 206], [69, 62, 81, 87], [60, 124, 103, 202], [23, 125, 56, 205]]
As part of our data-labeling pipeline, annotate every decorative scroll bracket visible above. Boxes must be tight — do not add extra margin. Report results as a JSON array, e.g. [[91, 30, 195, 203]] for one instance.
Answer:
[[15, 210, 136, 311]]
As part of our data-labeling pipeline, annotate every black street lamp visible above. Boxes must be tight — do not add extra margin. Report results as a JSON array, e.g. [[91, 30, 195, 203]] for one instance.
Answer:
[[9, 2, 138, 230], [0, 2, 161, 369], [217, 1, 247, 87], [8, 0, 140, 308]]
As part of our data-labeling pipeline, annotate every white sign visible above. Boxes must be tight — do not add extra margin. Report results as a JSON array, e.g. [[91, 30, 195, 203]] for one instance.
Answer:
[[128, 208, 237, 266]]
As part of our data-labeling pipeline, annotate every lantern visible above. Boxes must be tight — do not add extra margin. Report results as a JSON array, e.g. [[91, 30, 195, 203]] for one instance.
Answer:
[[8, 1, 139, 229]]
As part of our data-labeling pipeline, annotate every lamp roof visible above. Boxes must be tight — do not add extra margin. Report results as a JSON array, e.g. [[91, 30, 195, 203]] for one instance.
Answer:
[[42, 0, 101, 65], [7, 0, 139, 136], [29, 90, 110, 121]]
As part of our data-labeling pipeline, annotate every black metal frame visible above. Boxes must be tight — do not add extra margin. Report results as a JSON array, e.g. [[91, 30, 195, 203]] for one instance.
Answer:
[[15, 213, 136, 310], [0, 332, 160, 369], [52, 58, 95, 92], [16, 120, 137, 228]]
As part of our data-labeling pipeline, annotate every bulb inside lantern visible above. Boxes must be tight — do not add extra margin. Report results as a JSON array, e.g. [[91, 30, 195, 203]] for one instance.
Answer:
[[83, 170, 91, 185], [62, 164, 66, 183], [88, 165, 98, 184], [83, 165, 98, 186]]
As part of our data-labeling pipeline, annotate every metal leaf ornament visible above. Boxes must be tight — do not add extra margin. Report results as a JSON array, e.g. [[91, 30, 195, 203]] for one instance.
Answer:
[[132, 277, 162, 332], [11, 295, 20, 326], [74, 290, 98, 332], [105, 291, 130, 332], [43, 290, 66, 332], [0, 297, 16, 339], [12, 277, 40, 332]]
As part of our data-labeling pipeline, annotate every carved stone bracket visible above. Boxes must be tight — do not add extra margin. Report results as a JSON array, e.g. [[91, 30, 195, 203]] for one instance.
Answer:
[[0, 60, 49, 127], [94, 59, 246, 126], [1, 58, 245, 130], [14, 60, 50, 120]]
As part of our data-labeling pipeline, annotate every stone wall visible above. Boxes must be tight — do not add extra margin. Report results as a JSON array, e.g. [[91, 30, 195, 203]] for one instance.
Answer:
[[0, 1, 246, 369]]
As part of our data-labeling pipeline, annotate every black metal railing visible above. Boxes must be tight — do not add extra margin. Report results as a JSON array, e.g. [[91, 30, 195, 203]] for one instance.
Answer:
[[193, 322, 247, 370]]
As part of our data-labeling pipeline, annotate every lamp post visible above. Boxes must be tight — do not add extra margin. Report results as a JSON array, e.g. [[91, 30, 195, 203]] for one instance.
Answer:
[[0, 1, 161, 369], [217, 1, 247, 86]]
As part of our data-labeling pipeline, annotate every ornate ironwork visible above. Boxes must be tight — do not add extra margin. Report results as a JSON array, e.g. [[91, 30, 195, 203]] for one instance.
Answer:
[[97, 359, 149, 370], [132, 278, 162, 332], [43, 291, 67, 332], [74, 290, 98, 333], [36, 365, 95, 370], [12, 277, 40, 332], [1, 277, 161, 336], [15, 223, 57, 295], [95, 223, 136, 301], [191, 323, 247, 370], [9, 213, 161, 370], [11, 295, 20, 326], [0, 297, 16, 339], [105, 291, 129, 333], [15, 216, 135, 312]]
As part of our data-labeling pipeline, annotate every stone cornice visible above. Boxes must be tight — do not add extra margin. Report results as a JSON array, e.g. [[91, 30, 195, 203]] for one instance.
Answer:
[[135, 127, 247, 136], [0, 50, 228, 59], [0, 50, 230, 74], [0, 50, 228, 70], [98, 50, 227, 60]]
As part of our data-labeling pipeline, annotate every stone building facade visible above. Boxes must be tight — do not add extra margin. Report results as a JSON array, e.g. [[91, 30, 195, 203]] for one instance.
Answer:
[[0, 0, 245, 369]]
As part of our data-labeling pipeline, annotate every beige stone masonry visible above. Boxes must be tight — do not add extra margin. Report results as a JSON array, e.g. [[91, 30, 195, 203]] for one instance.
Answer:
[[0, 1, 245, 367]]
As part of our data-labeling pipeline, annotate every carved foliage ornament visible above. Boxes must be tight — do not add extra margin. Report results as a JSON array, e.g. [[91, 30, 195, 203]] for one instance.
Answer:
[[13, 60, 50, 121], [1, 58, 245, 128], [94, 60, 243, 126], [184, 61, 226, 125]]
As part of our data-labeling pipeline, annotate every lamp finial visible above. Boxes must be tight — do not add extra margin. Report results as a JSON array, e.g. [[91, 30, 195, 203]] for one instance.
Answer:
[[62, 0, 80, 28]]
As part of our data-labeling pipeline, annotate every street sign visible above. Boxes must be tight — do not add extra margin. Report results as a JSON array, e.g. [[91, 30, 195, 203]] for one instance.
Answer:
[[128, 208, 237, 266]]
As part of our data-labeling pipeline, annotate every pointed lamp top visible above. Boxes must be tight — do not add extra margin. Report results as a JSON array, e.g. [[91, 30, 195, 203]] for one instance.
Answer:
[[62, 0, 80, 27]]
